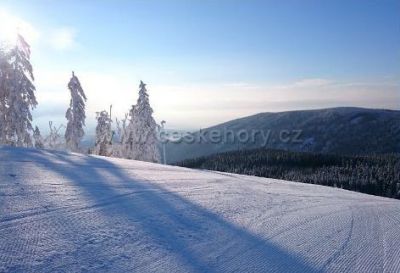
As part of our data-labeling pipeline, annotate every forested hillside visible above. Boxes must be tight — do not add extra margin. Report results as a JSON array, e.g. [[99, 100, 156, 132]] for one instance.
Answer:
[[178, 149, 400, 199]]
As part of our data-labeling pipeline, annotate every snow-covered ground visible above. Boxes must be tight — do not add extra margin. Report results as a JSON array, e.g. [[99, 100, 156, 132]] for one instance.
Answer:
[[1, 147, 399, 273]]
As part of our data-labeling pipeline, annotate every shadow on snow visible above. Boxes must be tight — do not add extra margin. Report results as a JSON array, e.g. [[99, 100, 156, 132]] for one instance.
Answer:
[[1, 147, 319, 273]]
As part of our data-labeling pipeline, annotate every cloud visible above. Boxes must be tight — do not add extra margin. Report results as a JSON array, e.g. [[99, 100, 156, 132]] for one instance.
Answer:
[[49, 27, 78, 51], [277, 78, 333, 89]]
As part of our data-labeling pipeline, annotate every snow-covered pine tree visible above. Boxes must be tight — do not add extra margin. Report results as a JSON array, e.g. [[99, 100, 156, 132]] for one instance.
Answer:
[[0, 46, 7, 143], [0, 34, 37, 147], [65, 72, 87, 152], [33, 126, 44, 149], [124, 105, 136, 159], [125, 81, 160, 162], [93, 110, 113, 156]]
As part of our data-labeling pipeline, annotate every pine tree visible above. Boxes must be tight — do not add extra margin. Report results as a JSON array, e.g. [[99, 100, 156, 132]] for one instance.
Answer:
[[125, 81, 160, 162], [93, 110, 113, 156], [124, 105, 136, 159], [65, 72, 87, 152], [0, 46, 7, 143], [0, 34, 37, 147]]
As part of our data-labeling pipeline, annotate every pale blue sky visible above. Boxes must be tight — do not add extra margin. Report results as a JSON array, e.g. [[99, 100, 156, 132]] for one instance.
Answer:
[[0, 0, 399, 130]]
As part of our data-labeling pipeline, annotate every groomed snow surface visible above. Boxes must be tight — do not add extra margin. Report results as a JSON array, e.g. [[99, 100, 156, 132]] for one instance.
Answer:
[[1, 147, 399, 273]]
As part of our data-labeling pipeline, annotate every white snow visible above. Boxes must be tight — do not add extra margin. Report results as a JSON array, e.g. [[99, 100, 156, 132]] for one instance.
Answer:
[[0, 146, 399, 273]]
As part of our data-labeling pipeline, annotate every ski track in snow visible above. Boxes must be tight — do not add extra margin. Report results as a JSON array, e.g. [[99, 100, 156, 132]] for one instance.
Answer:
[[0, 147, 399, 273]]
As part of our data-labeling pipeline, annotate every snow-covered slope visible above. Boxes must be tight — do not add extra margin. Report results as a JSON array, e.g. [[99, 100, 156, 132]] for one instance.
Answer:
[[1, 147, 399, 273]]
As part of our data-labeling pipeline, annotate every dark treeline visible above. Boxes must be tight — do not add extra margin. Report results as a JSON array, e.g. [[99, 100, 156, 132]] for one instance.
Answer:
[[177, 149, 400, 199]]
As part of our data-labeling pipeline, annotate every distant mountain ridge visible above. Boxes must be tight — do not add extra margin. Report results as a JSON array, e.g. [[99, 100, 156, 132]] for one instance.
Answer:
[[166, 107, 400, 163]]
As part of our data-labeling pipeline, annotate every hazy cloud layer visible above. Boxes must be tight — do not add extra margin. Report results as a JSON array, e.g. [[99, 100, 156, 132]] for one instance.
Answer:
[[32, 68, 400, 130]]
